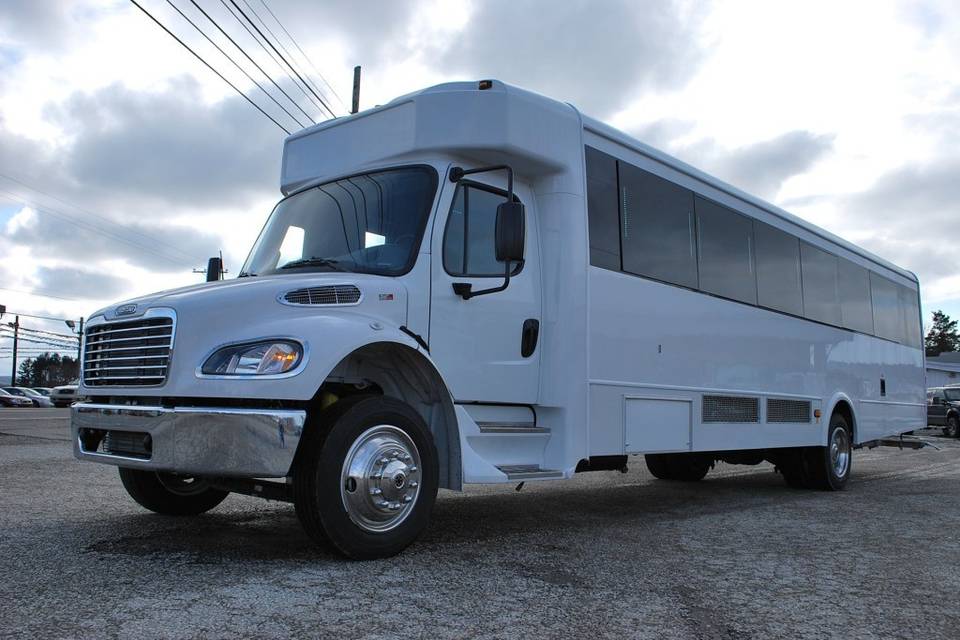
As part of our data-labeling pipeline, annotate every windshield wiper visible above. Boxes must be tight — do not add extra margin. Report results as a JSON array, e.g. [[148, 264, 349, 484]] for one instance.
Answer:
[[279, 257, 349, 272]]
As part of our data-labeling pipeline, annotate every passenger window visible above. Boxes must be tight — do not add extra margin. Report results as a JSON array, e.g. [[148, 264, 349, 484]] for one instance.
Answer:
[[443, 184, 522, 277], [586, 146, 621, 270], [695, 196, 757, 304], [838, 258, 874, 334], [800, 243, 841, 326], [870, 272, 903, 342], [898, 283, 922, 348], [619, 163, 697, 289], [755, 222, 803, 316]]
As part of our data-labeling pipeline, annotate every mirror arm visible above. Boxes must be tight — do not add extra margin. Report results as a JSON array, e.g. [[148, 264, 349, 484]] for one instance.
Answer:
[[449, 165, 514, 202], [453, 261, 512, 300]]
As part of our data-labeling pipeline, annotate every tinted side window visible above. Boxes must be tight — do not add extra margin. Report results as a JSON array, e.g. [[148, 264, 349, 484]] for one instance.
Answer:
[[695, 196, 757, 304], [443, 184, 521, 277], [800, 243, 841, 326], [755, 222, 803, 316], [898, 283, 922, 348], [871, 272, 903, 342], [838, 259, 874, 334], [585, 147, 620, 270], [619, 163, 697, 288]]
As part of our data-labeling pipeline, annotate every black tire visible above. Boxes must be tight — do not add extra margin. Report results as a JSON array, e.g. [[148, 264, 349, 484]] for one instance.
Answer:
[[803, 413, 852, 491], [945, 415, 959, 439], [118, 468, 229, 515], [293, 396, 439, 560], [775, 450, 809, 489], [644, 453, 711, 482]]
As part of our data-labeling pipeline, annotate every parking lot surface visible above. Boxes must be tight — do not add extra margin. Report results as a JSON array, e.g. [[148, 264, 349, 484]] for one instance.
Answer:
[[2, 408, 959, 639]]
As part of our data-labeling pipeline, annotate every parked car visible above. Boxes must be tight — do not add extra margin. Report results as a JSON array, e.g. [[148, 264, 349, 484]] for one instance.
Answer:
[[927, 387, 960, 437], [1, 387, 54, 408], [50, 382, 80, 408], [32, 387, 53, 397], [0, 388, 33, 408]]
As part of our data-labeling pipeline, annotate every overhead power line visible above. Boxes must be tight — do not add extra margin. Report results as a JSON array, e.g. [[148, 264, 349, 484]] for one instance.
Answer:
[[170, 0, 314, 129], [0, 286, 81, 303], [226, 0, 335, 119], [0, 186, 199, 268], [249, 0, 346, 114], [216, 0, 331, 120], [0, 172, 208, 265], [128, 0, 291, 134]]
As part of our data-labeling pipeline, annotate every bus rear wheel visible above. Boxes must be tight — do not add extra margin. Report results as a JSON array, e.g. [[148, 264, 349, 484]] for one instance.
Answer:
[[801, 414, 852, 491], [644, 453, 712, 482]]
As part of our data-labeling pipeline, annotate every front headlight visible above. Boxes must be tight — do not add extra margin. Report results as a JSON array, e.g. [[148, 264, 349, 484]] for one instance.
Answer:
[[201, 340, 303, 376]]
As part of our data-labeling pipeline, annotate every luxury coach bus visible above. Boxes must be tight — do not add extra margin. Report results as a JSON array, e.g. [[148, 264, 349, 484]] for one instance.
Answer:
[[72, 81, 925, 558]]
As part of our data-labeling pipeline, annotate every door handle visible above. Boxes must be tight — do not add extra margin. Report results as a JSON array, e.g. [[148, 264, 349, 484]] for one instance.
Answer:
[[521, 319, 539, 358]]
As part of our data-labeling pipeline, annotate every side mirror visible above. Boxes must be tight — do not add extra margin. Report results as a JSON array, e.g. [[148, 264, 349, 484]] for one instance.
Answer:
[[206, 257, 223, 282], [495, 201, 525, 262]]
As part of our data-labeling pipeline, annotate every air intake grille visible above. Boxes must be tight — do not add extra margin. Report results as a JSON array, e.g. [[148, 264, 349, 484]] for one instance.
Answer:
[[767, 398, 812, 423], [283, 285, 361, 305], [702, 395, 759, 423], [83, 316, 174, 387]]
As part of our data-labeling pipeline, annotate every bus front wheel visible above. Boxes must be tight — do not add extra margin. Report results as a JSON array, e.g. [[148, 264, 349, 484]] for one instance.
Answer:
[[779, 414, 852, 491]]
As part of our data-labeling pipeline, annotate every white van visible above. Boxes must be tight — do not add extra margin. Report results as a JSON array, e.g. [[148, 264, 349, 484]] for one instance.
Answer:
[[72, 80, 925, 558]]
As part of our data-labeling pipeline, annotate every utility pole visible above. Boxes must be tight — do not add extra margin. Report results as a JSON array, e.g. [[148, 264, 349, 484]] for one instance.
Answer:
[[10, 315, 18, 386], [351, 65, 361, 114]]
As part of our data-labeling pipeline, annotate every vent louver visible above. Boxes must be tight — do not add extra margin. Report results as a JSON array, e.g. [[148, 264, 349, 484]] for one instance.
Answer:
[[702, 395, 759, 423], [767, 398, 812, 423], [283, 285, 361, 306]]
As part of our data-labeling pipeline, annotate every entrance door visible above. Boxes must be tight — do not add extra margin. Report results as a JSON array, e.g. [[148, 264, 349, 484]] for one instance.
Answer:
[[428, 175, 542, 404]]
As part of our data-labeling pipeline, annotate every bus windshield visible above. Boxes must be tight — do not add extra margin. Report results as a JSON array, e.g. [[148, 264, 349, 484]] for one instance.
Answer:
[[240, 166, 437, 277]]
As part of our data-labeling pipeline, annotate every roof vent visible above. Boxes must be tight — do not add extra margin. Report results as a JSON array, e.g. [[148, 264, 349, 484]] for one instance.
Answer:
[[283, 285, 361, 306]]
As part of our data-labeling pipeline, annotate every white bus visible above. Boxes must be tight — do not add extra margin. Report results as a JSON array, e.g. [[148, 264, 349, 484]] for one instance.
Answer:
[[72, 80, 925, 559]]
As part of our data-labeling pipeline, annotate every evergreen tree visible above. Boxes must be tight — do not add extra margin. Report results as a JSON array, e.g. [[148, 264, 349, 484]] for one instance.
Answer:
[[14, 353, 79, 387], [925, 310, 960, 357]]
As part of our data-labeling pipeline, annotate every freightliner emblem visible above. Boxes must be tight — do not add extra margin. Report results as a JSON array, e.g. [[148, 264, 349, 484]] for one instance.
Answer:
[[115, 303, 137, 316]]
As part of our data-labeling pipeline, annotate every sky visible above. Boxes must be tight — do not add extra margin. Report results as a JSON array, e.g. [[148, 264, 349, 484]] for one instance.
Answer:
[[0, 0, 959, 377]]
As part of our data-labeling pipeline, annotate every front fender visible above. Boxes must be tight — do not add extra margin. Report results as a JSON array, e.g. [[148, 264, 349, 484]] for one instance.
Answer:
[[122, 313, 426, 401]]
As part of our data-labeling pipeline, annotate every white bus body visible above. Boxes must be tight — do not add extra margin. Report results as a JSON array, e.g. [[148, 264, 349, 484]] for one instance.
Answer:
[[72, 81, 925, 558]]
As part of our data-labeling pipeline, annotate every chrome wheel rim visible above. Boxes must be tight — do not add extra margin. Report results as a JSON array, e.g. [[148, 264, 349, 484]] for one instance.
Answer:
[[340, 425, 422, 533], [829, 426, 851, 478]]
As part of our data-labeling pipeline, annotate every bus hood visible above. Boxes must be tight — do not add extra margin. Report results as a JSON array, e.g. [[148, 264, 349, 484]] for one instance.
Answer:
[[82, 273, 415, 400]]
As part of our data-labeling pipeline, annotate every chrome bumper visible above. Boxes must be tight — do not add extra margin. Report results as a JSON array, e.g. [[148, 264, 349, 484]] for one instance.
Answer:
[[71, 403, 306, 478]]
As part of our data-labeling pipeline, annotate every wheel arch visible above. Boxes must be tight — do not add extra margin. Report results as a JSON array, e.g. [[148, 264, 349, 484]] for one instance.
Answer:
[[304, 341, 462, 490], [826, 393, 857, 443]]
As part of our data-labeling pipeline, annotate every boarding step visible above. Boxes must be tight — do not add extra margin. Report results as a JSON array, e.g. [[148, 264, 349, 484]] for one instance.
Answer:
[[477, 422, 549, 434], [497, 464, 563, 480]]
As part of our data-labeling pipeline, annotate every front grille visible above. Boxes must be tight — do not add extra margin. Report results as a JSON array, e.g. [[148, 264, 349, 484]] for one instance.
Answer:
[[702, 395, 760, 423], [83, 316, 174, 387], [283, 285, 361, 305], [767, 398, 812, 423]]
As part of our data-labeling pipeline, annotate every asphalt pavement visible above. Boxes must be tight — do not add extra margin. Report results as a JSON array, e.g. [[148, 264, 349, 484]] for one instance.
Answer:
[[1, 408, 959, 639]]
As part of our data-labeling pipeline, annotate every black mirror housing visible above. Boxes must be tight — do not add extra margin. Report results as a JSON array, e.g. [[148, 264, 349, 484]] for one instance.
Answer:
[[206, 257, 223, 282], [495, 201, 525, 262]]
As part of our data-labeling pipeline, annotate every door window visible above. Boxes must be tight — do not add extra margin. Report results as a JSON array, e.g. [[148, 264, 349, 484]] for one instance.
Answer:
[[443, 183, 523, 277]]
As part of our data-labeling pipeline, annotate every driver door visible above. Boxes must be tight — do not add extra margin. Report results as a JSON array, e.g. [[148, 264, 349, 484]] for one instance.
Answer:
[[428, 175, 542, 404]]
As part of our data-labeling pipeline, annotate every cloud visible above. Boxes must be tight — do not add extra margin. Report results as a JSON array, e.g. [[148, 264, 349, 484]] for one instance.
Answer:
[[436, 0, 707, 116], [46, 77, 284, 209], [676, 131, 835, 199], [33, 265, 129, 300]]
